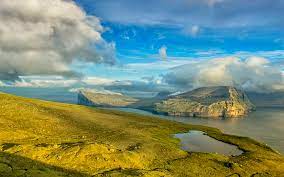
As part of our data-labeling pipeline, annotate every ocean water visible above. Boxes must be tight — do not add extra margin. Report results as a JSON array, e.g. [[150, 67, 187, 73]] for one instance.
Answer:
[[0, 87, 78, 104]]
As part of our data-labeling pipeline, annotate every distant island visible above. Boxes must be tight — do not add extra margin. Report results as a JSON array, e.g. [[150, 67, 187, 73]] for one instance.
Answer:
[[78, 90, 138, 107], [154, 86, 255, 118], [78, 86, 256, 118]]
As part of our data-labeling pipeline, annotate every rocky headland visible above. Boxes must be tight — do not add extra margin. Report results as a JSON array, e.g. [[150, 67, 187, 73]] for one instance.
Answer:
[[154, 86, 255, 118]]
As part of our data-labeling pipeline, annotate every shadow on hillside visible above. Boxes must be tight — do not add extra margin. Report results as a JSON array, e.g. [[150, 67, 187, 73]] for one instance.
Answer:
[[0, 151, 90, 177]]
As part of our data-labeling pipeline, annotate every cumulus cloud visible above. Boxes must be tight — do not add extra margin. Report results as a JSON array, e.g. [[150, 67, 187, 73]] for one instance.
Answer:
[[159, 46, 167, 60], [163, 57, 284, 93], [0, 0, 115, 81]]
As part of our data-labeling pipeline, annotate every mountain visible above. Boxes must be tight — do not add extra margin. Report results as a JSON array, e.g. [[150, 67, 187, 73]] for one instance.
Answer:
[[154, 86, 255, 118], [78, 90, 138, 107], [0, 92, 283, 176]]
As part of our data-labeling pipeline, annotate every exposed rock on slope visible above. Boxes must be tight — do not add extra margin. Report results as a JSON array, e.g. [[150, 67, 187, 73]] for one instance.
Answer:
[[78, 90, 138, 107], [155, 86, 255, 118]]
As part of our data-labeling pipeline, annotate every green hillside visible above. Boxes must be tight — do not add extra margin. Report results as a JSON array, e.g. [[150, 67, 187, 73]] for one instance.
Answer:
[[0, 92, 283, 176]]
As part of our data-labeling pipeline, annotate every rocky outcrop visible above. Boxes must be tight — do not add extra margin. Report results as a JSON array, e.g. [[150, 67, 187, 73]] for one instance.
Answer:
[[154, 86, 255, 118], [78, 90, 138, 107]]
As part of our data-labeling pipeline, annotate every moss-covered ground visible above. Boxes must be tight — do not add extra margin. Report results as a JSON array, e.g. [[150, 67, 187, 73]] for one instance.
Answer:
[[0, 92, 283, 176]]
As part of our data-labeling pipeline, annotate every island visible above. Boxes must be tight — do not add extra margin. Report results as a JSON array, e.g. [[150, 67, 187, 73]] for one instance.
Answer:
[[78, 90, 138, 107], [154, 86, 256, 118]]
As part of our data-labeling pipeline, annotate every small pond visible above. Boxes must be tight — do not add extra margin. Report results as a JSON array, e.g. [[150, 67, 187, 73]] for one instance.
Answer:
[[174, 131, 243, 156]]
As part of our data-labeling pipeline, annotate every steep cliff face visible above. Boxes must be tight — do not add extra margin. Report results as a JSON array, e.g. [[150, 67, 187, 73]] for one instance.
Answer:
[[154, 86, 255, 118], [78, 90, 138, 107]]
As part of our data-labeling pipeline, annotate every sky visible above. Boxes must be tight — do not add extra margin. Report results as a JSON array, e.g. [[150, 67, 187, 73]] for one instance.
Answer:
[[0, 0, 284, 94]]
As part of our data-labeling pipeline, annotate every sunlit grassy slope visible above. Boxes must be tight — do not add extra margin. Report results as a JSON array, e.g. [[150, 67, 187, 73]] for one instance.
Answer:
[[0, 92, 283, 177]]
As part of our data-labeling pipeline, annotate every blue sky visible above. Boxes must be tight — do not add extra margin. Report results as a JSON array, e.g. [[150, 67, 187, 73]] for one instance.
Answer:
[[0, 0, 283, 93], [71, 0, 284, 88], [75, 0, 284, 55]]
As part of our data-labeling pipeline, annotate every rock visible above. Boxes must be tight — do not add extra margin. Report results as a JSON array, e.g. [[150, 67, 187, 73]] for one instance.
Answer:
[[154, 86, 255, 118]]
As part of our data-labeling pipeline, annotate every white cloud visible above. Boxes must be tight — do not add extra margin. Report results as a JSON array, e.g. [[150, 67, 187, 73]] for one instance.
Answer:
[[82, 77, 115, 86], [69, 88, 122, 95], [163, 57, 284, 93], [206, 0, 224, 6], [191, 25, 200, 36], [245, 56, 269, 66], [182, 25, 200, 37], [0, 0, 115, 81], [235, 50, 284, 60], [0, 81, 7, 87], [126, 60, 192, 70], [13, 79, 78, 88], [0, 75, 116, 88], [159, 46, 167, 60], [12, 76, 79, 88]]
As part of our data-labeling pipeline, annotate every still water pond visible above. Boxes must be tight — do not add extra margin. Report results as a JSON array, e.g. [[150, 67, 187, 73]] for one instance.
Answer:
[[175, 130, 243, 156]]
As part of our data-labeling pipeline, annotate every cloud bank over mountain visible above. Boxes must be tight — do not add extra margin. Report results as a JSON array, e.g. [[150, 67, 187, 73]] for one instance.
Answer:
[[163, 57, 284, 93], [0, 0, 115, 81]]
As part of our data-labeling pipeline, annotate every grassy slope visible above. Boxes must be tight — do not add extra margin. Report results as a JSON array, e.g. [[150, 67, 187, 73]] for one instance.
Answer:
[[79, 91, 138, 107], [0, 92, 283, 177]]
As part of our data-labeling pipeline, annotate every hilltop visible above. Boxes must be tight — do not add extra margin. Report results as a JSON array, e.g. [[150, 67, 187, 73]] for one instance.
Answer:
[[78, 90, 138, 107], [154, 86, 255, 118], [0, 92, 282, 176]]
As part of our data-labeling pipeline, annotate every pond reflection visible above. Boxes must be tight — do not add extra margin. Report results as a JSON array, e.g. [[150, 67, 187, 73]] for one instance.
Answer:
[[175, 131, 243, 156]]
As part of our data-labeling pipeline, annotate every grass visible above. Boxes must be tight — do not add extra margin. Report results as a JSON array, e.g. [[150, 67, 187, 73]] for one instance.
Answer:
[[0, 92, 283, 176]]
